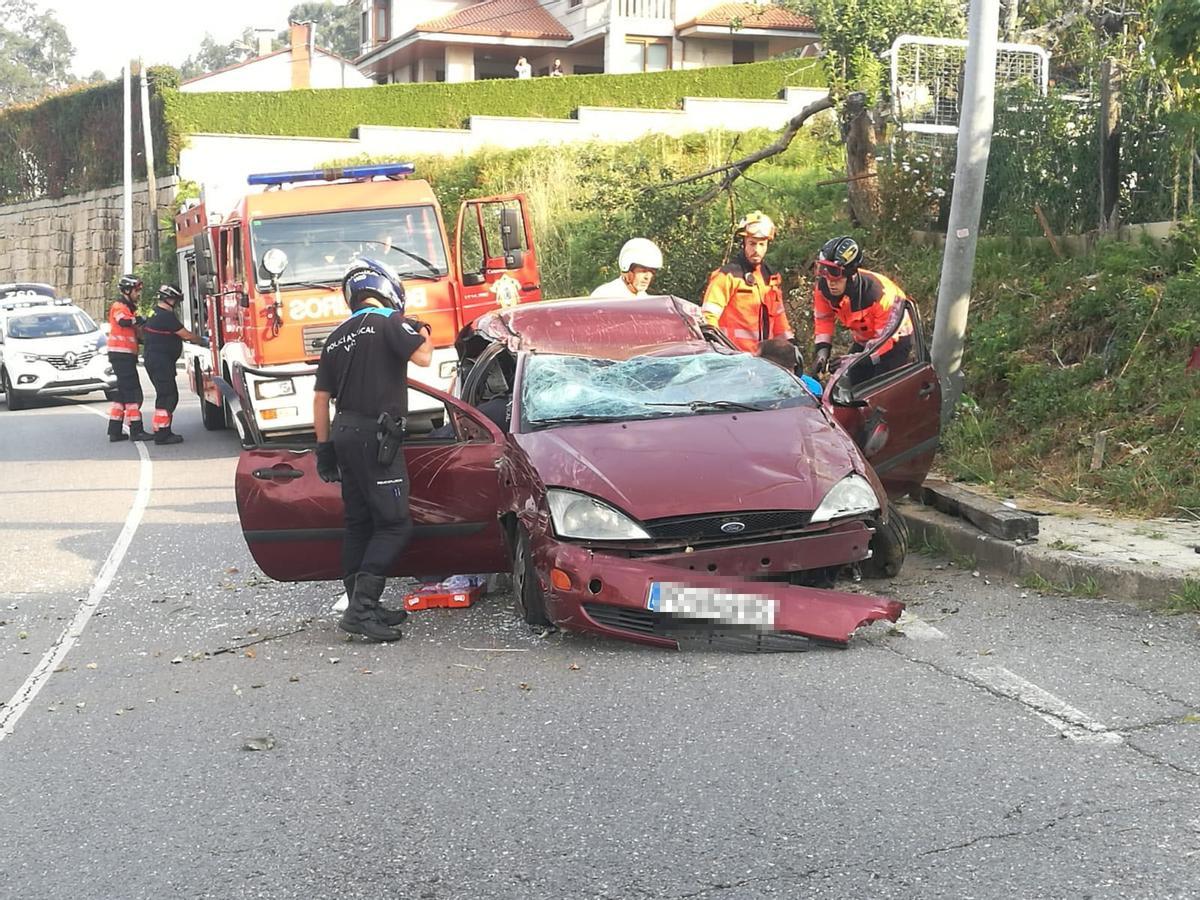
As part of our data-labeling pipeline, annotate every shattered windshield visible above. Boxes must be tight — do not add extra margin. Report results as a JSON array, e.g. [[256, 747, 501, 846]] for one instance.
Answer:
[[521, 351, 817, 428], [7, 310, 97, 339], [250, 205, 449, 287]]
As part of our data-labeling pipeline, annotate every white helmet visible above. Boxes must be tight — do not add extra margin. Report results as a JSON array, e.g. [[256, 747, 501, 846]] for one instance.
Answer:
[[618, 238, 663, 273]]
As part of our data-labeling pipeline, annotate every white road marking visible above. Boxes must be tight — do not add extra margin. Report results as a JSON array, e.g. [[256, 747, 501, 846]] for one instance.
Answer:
[[0, 410, 153, 743], [971, 665, 1123, 744], [895, 610, 947, 640]]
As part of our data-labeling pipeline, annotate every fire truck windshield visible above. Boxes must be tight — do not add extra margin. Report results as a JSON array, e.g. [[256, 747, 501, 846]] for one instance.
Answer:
[[250, 205, 449, 287]]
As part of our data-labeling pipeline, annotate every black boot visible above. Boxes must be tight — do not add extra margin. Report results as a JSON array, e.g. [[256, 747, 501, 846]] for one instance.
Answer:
[[339, 573, 402, 641], [107, 419, 128, 442], [154, 427, 184, 445], [344, 573, 407, 626], [128, 421, 153, 441]]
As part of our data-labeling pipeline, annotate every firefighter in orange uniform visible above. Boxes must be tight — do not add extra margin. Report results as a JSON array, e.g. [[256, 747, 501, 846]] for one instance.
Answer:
[[810, 236, 914, 385], [106, 274, 152, 442], [700, 212, 792, 352]]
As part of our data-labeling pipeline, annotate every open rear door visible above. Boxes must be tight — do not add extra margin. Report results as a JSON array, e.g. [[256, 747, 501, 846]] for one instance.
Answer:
[[828, 301, 941, 497], [454, 194, 542, 328], [234, 384, 511, 582]]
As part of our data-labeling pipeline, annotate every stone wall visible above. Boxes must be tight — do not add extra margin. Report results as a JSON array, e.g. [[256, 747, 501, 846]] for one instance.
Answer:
[[0, 176, 178, 319]]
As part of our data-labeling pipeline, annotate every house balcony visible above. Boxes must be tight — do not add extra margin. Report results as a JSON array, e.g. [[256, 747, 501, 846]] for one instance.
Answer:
[[568, 0, 676, 42]]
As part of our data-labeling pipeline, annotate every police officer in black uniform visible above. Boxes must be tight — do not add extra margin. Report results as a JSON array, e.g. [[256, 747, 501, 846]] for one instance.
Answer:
[[313, 258, 433, 642], [142, 284, 204, 445]]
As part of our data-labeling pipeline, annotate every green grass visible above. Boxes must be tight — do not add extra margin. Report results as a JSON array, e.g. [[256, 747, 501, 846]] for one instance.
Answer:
[[1023, 571, 1104, 598], [1162, 580, 1200, 615]]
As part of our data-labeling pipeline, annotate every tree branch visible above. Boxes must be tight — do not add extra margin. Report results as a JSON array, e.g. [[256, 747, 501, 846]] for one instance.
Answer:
[[647, 93, 836, 204]]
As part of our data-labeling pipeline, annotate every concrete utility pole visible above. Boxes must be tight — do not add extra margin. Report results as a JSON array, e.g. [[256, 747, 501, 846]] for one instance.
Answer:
[[139, 61, 159, 262], [122, 62, 133, 276], [930, 0, 1001, 424]]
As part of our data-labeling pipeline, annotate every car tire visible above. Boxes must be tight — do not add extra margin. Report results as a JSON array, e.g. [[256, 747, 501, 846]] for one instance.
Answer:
[[2, 369, 29, 411], [511, 524, 551, 627], [862, 501, 908, 579]]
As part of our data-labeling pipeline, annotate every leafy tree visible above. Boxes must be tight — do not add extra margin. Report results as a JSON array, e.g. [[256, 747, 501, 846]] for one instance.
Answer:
[[179, 28, 260, 80], [0, 0, 78, 107], [278, 2, 362, 59], [774, 0, 963, 95]]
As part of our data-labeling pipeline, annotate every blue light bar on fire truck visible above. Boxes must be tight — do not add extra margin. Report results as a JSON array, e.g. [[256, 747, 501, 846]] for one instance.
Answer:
[[247, 162, 415, 186]]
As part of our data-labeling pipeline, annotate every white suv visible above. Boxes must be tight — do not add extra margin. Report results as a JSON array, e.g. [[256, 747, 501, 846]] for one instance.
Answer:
[[0, 284, 117, 411]]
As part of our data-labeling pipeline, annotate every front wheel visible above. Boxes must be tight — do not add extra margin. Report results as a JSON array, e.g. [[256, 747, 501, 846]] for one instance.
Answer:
[[2, 369, 29, 411], [197, 362, 226, 431], [862, 501, 909, 578], [512, 524, 551, 627]]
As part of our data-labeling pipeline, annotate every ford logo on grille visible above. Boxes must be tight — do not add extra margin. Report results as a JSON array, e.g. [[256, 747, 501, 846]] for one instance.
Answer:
[[720, 521, 747, 534]]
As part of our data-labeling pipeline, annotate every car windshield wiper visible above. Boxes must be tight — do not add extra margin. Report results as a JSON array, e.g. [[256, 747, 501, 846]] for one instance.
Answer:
[[527, 412, 662, 428], [645, 400, 764, 413]]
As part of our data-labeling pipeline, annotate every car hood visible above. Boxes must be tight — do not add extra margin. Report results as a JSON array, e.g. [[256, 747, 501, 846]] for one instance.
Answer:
[[9, 333, 103, 353], [513, 405, 867, 520]]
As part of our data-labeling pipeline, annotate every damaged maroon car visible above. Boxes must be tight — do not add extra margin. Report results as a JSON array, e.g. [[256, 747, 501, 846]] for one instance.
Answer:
[[233, 295, 940, 649]]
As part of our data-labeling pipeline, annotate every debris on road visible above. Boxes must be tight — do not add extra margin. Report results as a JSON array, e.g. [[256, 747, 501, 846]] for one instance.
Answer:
[[242, 735, 276, 752]]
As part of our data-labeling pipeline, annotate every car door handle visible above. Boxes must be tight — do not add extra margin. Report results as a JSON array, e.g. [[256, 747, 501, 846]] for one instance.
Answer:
[[918, 382, 936, 398], [520, 283, 539, 292], [251, 466, 303, 481]]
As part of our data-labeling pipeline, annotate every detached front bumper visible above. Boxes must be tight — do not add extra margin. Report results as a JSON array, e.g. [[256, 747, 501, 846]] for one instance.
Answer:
[[533, 525, 901, 649]]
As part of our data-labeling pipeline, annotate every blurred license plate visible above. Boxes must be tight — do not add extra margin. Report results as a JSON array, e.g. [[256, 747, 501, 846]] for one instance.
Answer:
[[646, 582, 775, 627]]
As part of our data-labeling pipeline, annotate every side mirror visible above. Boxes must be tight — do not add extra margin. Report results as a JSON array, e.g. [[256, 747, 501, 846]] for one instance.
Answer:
[[199, 273, 216, 297], [499, 208, 522, 253], [462, 272, 486, 286], [192, 235, 214, 278], [504, 248, 525, 270]]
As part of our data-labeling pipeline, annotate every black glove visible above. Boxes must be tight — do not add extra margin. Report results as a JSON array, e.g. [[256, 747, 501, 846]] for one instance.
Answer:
[[315, 441, 340, 483], [810, 345, 831, 376], [198, 336, 210, 349], [134, 315, 147, 327]]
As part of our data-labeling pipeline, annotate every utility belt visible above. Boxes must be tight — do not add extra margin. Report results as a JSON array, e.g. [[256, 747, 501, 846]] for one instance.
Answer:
[[335, 410, 407, 466]]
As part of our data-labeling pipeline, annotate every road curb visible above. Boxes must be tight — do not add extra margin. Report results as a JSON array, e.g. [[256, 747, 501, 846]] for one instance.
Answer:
[[898, 502, 1191, 606]]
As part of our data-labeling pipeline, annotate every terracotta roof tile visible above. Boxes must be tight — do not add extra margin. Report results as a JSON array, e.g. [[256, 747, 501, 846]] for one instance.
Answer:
[[684, 2, 815, 31], [415, 0, 572, 41]]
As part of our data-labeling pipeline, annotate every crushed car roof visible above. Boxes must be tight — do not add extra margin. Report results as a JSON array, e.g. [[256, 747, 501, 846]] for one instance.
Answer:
[[475, 295, 708, 359]]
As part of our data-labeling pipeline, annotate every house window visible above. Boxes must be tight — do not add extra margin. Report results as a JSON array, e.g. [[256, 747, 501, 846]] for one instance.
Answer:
[[361, 10, 368, 45], [373, 1, 389, 44], [623, 37, 670, 72], [568, 0, 583, 7]]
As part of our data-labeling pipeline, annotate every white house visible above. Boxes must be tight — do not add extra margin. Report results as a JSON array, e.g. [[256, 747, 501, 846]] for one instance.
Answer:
[[354, 0, 818, 83], [181, 22, 374, 92]]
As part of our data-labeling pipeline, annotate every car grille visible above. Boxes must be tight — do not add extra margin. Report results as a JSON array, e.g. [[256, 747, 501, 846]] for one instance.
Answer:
[[44, 349, 96, 370], [643, 510, 813, 543], [302, 324, 338, 358], [582, 603, 815, 652]]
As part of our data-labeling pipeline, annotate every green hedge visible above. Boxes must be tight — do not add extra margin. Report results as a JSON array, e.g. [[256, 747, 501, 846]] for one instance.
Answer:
[[0, 66, 176, 204], [163, 59, 826, 145]]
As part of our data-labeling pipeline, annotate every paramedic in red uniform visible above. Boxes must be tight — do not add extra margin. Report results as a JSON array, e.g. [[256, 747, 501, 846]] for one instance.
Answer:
[[810, 236, 914, 385], [106, 274, 151, 442]]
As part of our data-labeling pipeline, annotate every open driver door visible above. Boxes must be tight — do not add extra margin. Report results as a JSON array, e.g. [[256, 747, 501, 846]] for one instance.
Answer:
[[453, 194, 541, 328]]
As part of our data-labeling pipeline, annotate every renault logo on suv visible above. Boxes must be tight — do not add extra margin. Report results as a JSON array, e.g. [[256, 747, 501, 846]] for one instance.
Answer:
[[720, 520, 747, 534]]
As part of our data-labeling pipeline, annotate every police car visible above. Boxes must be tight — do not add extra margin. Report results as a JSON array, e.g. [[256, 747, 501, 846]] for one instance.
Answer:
[[0, 284, 117, 411]]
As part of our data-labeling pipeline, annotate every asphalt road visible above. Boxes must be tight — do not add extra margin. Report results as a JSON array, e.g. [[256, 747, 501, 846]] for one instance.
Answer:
[[2, 381, 1199, 900]]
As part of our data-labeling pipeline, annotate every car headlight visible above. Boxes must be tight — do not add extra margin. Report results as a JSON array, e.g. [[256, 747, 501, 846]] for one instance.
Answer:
[[21, 353, 42, 363], [254, 378, 296, 400], [546, 489, 651, 541], [810, 474, 880, 524]]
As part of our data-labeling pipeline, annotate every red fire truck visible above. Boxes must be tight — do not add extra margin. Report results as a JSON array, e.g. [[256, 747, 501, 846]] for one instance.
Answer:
[[174, 162, 541, 442]]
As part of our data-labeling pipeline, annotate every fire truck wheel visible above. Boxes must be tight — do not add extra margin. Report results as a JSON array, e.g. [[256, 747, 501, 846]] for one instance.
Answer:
[[512, 524, 551, 627], [200, 394, 225, 431]]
